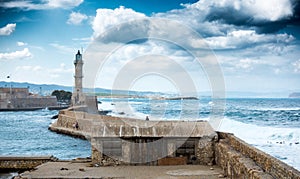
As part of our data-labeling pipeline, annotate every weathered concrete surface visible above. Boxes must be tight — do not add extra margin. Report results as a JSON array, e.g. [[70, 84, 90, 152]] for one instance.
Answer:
[[216, 132, 300, 179], [20, 161, 225, 179], [53, 108, 217, 138], [0, 156, 56, 171], [51, 109, 218, 166]]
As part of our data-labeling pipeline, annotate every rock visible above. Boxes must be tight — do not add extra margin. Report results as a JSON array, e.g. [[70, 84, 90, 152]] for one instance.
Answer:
[[218, 174, 225, 178], [51, 114, 59, 119]]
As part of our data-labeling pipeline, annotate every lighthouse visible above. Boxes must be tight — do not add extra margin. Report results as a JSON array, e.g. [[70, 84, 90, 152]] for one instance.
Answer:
[[72, 50, 85, 105]]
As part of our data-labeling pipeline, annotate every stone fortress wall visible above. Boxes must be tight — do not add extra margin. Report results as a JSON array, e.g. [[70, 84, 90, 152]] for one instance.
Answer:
[[49, 109, 300, 179], [0, 87, 57, 109]]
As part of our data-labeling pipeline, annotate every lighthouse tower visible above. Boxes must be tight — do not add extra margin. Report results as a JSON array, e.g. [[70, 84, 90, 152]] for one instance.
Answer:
[[72, 50, 85, 106]]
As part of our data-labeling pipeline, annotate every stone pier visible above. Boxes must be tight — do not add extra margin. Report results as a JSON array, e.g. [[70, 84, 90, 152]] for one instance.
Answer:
[[48, 108, 300, 179]]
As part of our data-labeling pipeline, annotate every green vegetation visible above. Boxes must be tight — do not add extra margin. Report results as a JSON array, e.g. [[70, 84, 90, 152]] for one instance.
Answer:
[[51, 90, 72, 103]]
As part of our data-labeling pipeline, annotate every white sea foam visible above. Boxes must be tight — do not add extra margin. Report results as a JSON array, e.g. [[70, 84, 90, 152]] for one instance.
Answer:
[[97, 101, 115, 111], [219, 117, 300, 170], [253, 107, 300, 111]]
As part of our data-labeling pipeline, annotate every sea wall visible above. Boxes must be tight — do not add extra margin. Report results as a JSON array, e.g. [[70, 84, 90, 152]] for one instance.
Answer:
[[11, 97, 57, 108], [51, 109, 300, 178], [216, 132, 300, 179], [0, 156, 56, 171]]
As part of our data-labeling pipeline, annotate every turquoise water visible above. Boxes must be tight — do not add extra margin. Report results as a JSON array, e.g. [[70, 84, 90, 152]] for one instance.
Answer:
[[0, 110, 91, 159]]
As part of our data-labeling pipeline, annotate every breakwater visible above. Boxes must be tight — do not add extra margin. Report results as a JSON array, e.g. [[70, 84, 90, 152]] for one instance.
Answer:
[[49, 108, 300, 178]]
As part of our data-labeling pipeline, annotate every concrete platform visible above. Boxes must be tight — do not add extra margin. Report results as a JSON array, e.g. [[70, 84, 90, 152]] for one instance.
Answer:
[[20, 162, 226, 179]]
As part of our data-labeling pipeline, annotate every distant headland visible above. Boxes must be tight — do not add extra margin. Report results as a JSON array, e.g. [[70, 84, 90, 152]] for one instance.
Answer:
[[289, 92, 300, 98]]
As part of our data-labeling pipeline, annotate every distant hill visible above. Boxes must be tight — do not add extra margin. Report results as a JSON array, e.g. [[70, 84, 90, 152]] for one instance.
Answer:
[[0, 81, 72, 95], [0, 81, 292, 98], [289, 92, 300, 98], [0, 81, 164, 97]]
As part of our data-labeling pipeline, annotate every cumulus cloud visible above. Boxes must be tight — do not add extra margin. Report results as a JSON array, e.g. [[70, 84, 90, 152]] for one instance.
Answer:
[[0, 23, 16, 36], [67, 12, 88, 25], [86, 1, 299, 93], [188, 0, 293, 22], [0, 48, 32, 60], [92, 6, 147, 41], [157, 0, 299, 34], [0, 0, 83, 10]]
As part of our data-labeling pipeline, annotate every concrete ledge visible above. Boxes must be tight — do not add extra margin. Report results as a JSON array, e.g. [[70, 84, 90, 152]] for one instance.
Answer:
[[0, 156, 57, 171], [48, 124, 89, 140], [0, 156, 55, 160], [55, 108, 217, 138]]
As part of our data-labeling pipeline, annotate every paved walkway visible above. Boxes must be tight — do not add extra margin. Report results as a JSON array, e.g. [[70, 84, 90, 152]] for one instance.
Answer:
[[21, 162, 226, 179]]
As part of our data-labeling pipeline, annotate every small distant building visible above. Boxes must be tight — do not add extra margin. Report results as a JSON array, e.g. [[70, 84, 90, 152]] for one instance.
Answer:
[[71, 50, 97, 113], [0, 87, 57, 110]]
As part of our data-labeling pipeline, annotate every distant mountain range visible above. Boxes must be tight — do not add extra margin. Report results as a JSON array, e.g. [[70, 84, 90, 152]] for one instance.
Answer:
[[0, 81, 294, 98], [0, 81, 165, 97], [0, 81, 72, 95]]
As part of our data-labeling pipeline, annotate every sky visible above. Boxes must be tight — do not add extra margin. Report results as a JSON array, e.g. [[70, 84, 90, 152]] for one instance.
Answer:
[[0, 0, 300, 96]]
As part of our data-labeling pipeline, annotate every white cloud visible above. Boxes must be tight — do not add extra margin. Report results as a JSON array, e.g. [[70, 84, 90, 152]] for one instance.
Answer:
[[292, 59, 300, 73], [86, 1, 299, 93], [185, 0, 293, 22], [205, 30, 294, 49], [0, 48, 32, 60], [92, 6, 146, 40], [17, 41, 27, 46], [0, 0, 83, 10], [234, 58, 269, 71], [67, 12, 88, 25], [47, 0, 83, 8], [0, 23, 16, 36]]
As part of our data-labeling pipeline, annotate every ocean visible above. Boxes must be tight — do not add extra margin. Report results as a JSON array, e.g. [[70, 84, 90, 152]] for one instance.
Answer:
[[0, 98, 299, 172], [0, 110, 91, 159]]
